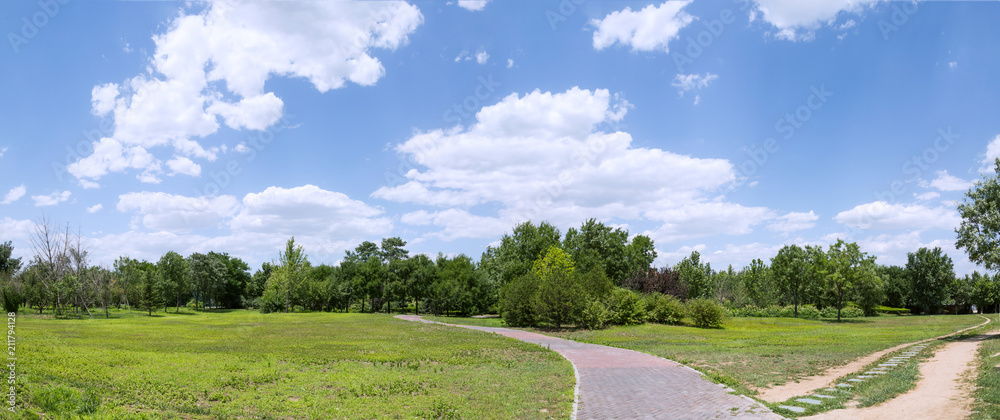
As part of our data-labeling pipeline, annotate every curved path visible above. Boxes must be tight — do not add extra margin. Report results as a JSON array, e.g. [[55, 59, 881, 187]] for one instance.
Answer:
[[804, 326, 1000, 419], [396, 315, 781, 419], [758, 315, 993, 402]]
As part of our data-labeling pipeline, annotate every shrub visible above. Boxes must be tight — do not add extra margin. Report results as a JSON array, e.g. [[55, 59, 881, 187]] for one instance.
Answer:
[[578, 300, 609, 330], [578, 268, 614, 301], [605, 288, 646, 326], [499, 274, 539, 327], [875, 305, 911, 315], [0, 283, 20, 314], [624, 267, 687, 299], [820, 305, 864, 319], [687, 298, 725, 328], [797, 304, 821, 319], [259, 285, 285, 314], [643, 293, 685, 325]]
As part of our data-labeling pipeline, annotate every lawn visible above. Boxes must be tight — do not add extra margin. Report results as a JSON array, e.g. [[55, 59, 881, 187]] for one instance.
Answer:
[[548, 315, 984, 392], [10, 310, 574, 419]]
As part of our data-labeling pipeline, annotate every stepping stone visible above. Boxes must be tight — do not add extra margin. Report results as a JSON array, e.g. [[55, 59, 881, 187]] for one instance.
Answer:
[[779, 405, 806, 413], [837, 383, 853, 388], [812, 394, 835, 399], [879, 364, 899, 367], [858, 375, 874, 378], [848, 378, 864, 382], [797, 398, 823, 405], [865, 371, 885, 375], [823, 388, 842, 393]]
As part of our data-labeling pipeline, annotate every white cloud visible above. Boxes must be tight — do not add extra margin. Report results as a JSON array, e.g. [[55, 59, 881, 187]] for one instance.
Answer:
[[0, 147, 6, 158], [750, 0, 880, 41], [981, 135, 1000, 172], [914, 191, 940, 201], [920, 170, 972, 192], [90, 83, 120, 117], [232, 185, 393, 238], [768, 210, 819, 233], [457, 0, 489, 11], [672, 73, 718, 97], [86, 204, 104, 213], [2, 185, 26, 205], [166, 156, 202, 177], [117, 192, 240, 232], [948, 61, 958, 69], [854, 231, 969, 271], [506, 58, 514, 68], [79, 179, 100, 189], [375, 86, 771, 242], [233, 143, 251, 154], [475, 51, 489, 65], [834, 201, 960, 231], [31, 191, 71, 207], [591, 1, 694, 52], [72, 0, 423, 183]]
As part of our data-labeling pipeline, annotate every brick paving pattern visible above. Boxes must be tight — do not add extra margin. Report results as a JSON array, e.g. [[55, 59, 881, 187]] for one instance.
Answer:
[[396, 315, 782, 419]]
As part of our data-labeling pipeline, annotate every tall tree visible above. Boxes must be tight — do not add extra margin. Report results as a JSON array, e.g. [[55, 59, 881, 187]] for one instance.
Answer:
[[825, 240, 878, 321], [676, 251, 712, 300], [771, 244, 809, 317], [158, 251, 188, 312], [480, 221, 562, 296], [187, 253, 227, 310], [905, 247, 955, 314], [532, 246, 583, 328], [957, 158, 1000, 270]]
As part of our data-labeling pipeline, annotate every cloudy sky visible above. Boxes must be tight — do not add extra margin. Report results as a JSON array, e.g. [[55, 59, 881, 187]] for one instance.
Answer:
[[2, 0, 998, 273]]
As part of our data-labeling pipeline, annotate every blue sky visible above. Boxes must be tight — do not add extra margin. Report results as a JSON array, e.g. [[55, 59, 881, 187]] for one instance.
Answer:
[[1, 0, 998, 274]]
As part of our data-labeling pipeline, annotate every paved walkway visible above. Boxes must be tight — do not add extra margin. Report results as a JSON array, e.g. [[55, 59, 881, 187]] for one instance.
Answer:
[[396, 315, 782, 419]]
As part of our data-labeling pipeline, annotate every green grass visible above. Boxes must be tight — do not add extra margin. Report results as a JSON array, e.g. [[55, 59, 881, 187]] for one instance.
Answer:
[[972, 322, 1000, 419], [541, 315, 984, 392], [422, 315, 506, 328], [8, 309, 574, 419]]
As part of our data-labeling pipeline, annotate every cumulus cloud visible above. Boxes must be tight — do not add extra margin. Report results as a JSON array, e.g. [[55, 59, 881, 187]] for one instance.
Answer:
[[71, 0, 423, 183], [2, 185, 26, 205], [117, 192, 240, 232], [749, 0, 880, 41], [87, 204, 104, 213], [232, 185, 393, 238], [166, 156, 202, 177], [672, 73, 718, 99], [374, 86, 775, 242], [982, 135, 1000, 172], [919, 170, 972, 192], [457, 0, 489, 11], [834, 201, 960, 231], [31, 191, 71, 207], [768, 211, 819, 233], [591, 1, 694, 52]]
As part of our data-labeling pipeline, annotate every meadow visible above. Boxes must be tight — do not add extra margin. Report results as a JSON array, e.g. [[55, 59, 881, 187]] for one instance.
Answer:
[[10, 310, 574, 419]]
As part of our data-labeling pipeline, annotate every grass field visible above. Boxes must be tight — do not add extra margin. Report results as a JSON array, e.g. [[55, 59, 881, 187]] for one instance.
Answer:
[[973, 324, 1000, 419], [11, 310, 574, 419]]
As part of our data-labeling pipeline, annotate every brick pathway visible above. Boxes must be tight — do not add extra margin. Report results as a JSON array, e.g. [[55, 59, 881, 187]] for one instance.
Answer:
[[396, 315, 782, 419]]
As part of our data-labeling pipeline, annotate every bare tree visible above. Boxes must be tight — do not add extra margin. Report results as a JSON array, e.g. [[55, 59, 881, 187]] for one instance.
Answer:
[[29, 216, 72, 316], [68, 228, 93, 317]]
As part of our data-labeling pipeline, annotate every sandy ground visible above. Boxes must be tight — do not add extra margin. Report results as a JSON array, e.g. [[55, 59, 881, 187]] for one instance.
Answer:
[[757, 316, 991, 402], [802, 328, 1000, 420]]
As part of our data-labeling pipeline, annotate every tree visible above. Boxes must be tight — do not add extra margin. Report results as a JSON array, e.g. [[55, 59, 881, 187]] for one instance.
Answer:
[[532, 246, 584, 328], [562, 219, 657, 284], [741, 259, 778, 307], [274, 237, 309, 312], [406, 254, 435, 314], [0, 241, 23, 313], [771, 245, 809, 317], [905, 247, 955, 314], [187, 253, 227, 310], [480, 221, 562, 298], [957, 158, 1000, 270], [213, 252, 250, 309], [136, 263, 163, 316], [30, 217, 72, 315], [676, 251, 712, 300], [879, 265, 909, 308], [824, 240, 878, 321], [157, 251, 188, 312]]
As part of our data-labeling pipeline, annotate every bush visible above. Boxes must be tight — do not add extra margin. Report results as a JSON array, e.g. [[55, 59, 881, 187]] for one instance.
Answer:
[[0, 283, 20, 314], [820, 305, 864, 319], [623, 267, 687, 299], [499, 274, 539, 327], [578, 269, 614, 301], [875, 305, 911, 315], [643, 293, 685, 325], [605, 288, 646, 326], [578, 300, 609, 330], [728, 304, 819, 319], [687, 298, 725, 328], [259, 286, 285, 314]]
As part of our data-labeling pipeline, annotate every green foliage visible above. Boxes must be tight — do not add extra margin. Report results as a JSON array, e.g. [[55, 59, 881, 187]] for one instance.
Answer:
[[31, 386, 100, 415], [605, 288, 646, 326], [906, 247, 955, 314], [499, 274, 539, 327], [532, 246, 584, 328], [562, 219, 656, 284], [824, 239, 879, 321], [157, 251, 188, 311], [741, 258, 778, 307], [875, 305, 911, 315], [577, 267, 614, 301], [642, 293, 685, 325], [686, 298, 725, 328], [676, 251, 712, 300], [728, 304, 824, 319], [578, 299, 609, 330], [771, 244, 810, 317], [956, 158, 1000, 271], [479, 221, 562, 296], [820, 305, 863, 319]]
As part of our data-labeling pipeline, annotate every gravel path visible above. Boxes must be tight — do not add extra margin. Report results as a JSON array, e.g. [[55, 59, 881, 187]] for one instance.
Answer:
[[396, 315, 781, 419]]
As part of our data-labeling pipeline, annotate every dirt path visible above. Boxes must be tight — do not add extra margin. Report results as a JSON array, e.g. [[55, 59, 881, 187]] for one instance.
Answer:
[[803, 327, 1000, 419], [758, 315, 992, 402]]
